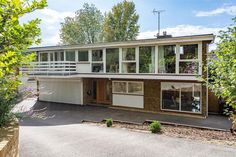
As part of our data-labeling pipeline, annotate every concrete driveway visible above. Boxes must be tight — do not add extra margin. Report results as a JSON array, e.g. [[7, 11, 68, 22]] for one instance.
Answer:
[[16, 98, 231, 130], [18, 99, 236, 157], [20, 121, 236, 157]]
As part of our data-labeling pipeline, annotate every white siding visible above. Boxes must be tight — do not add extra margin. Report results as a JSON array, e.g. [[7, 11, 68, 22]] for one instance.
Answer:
[[39, 79, 83, 105], [112, 94, 144, 108], [76, 63, 91, 73]]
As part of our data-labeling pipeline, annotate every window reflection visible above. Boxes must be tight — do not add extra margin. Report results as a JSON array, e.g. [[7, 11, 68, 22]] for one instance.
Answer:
[[122, 48, 135, 61], [179, 62, 199, 74], [128, 82, 143, 94], [78, 51, 88, 61], [162, 83, 201, 113], [139, 46, 155, 73], [180, 44, 198, 59], [92, 63, 103, 72], [66, 51, 75, 61], [92, 50, 103, 61], [158, 45, 176, 73], [106, 48, 119, 73]]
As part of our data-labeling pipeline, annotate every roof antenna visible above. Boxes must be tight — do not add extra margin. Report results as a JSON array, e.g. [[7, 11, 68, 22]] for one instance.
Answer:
[[152, 9, 165, 37]]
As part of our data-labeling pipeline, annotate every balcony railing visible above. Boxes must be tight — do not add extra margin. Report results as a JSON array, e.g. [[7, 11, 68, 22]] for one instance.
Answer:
[[21, 61, 77, 76]]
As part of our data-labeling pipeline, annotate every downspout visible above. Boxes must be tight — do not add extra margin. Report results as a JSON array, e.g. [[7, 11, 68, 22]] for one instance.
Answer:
[[206, 43, 209, 117]]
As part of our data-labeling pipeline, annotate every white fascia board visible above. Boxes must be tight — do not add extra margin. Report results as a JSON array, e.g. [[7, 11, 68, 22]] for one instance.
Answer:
[[28, 35, 214, 52], [35, 74, 202, 81], [38, 78, 82, 82]]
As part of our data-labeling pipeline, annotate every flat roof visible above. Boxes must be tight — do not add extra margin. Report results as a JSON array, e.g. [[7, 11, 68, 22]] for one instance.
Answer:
[[29, 34, 214, 51]]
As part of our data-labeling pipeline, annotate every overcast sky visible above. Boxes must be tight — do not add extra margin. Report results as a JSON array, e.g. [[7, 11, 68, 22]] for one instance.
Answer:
[[20, 0, 236, 49]]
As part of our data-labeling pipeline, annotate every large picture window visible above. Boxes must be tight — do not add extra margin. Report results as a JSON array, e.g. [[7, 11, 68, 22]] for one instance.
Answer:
[[158, 45, 176, 73], [139, 46, 155, 73], [161, 82, 201, 113], [106, 48, 119, 73], [122, 48, 136, 73], [113, 81, 143, 95]]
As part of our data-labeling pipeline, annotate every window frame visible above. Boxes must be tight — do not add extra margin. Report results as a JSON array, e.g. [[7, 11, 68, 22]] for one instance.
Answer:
[[106, 48, 120, 73], [177, 42, 202, 75], [157, 44, 177, 74], [112, 81, 144, 95], [91, 49, 104, 73], [139, 46, 155, 74], [160, 82, 202, 114], [121, 47, 137, 73]]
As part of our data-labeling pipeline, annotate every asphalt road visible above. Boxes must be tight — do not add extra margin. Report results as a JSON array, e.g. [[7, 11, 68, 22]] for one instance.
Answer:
[[20, 121, 236, 157]]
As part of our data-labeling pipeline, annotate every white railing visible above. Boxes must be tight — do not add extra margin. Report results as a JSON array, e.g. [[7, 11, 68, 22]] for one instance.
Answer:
[[21, 61, 77, 75]]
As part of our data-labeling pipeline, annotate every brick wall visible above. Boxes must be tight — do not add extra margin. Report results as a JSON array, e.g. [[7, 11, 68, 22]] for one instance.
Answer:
[[0, 121, 19, 157], [144, 80, 160, 111]]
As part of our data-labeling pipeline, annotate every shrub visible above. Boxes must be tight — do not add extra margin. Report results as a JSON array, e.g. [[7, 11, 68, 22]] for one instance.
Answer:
[[149, 120, 161, 133], [0, 78, 19, 127], [105, 118, 113, 127], [0, 0, 47, 127]]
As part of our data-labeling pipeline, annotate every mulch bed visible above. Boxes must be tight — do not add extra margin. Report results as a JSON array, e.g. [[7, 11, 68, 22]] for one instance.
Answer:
[[83, 121, 236, 147]]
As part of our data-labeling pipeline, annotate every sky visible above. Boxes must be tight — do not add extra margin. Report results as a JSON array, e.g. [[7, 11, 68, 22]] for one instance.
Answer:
[[20, 0, 236, 48]]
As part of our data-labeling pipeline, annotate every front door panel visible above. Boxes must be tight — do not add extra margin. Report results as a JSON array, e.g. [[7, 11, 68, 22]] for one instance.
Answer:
[[96, 79, 111, 104]]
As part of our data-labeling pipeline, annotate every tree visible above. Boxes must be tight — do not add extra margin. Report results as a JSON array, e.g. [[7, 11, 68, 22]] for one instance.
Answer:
[[205, 17, 236, 129], [0, 0, 47, 127], [60, 3, 103, 45], [103, 0, 139, 42]]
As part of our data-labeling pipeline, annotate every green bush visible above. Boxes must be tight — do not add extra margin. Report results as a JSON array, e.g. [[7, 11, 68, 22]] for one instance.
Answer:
[[105, 118, 113, 127], [0, 78, 19, 127], [0, 0, 47, 128], [149, 120, 161, 133]]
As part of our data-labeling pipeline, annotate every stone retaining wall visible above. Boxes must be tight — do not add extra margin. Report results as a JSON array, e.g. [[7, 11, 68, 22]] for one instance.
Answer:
[[0, 121, 19, 157]]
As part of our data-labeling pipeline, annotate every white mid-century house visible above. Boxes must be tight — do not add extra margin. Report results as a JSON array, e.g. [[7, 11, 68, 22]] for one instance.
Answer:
[[23, 34, 218, 118]]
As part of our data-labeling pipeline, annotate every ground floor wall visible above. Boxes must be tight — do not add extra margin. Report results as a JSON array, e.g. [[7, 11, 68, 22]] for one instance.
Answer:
[[36, 77, 219, 118], [83, 78, 208, 118]]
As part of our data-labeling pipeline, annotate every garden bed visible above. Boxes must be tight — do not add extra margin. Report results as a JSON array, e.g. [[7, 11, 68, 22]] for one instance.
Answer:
[[83, 120, 236, 147]]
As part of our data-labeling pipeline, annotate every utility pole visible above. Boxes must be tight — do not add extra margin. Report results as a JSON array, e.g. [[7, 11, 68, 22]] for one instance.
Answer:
[[152, 9, 165, 36]]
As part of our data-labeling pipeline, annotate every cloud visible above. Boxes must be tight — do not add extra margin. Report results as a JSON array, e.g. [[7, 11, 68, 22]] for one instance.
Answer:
[[195, 5, 236, 17], [138, 25, 223, 39], [38, 8, 74, 46], [20, 8, 74, 46], [39, 8, 74, 24], [23, 8, 225, 51], [138, 25, 226, 50]]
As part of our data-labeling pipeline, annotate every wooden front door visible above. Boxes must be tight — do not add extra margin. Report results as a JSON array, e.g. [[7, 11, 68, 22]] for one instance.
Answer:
[[96, 79, 112, 104]]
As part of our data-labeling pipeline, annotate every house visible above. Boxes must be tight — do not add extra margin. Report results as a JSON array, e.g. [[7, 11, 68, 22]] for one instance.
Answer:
[[22, 34, 217, 118]]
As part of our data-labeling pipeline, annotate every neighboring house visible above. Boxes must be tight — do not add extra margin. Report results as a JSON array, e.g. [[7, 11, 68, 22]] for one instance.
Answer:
[[22, 34, 217, 118]]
